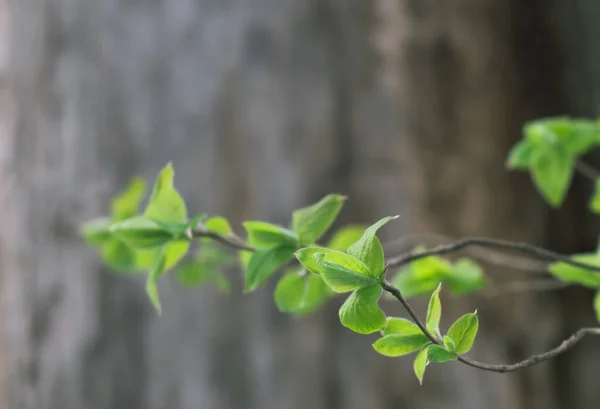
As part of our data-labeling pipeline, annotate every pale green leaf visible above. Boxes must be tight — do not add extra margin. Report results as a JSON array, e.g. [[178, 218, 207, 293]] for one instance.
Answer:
[[274, 271, 330, 315], [81, 217, 113, 246], [413, 346, 429, 385], [447, 313, 479, 354], [111, 177, 147, 221], [101, 239, 137, 272], [320, 262, 379, 293], [146, 248, 167, 314], [372, 334, 430, 357], [443, 335, 456, 352], [294, 247, 370, 276], [590, 180, 600, 214], [204, 216, 232, 236], [339, 284, 386, 334], [109, 216, 175, 249], [144, 163, 188, 223], [426, 284, 442, 336], [383, 317, 423, 336], [327, 225, 366, 251], [594, 291, 600, 324], [548, 254, 600, 288], [427, 345, 457, 363], [243, 221, 299, 248], [245, 246, 296, 292], [506, 140, 534, 170], [446, 258, 486, 294], [529, 143, 574, 208], [292, 194, 346, 244], [347, 216, 399, 276]]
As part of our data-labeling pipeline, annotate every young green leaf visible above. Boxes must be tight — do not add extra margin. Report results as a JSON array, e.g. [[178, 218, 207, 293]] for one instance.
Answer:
[[101, 239, 137, 272], [275, 271, 330, 315], [176, 260, 212, 287], [446, 258, 486, 294], [81, 217, 113, 246], [319, 262, 380, 293], [383, 317, 423, 336], [594, 290, 600, 324], [109, 216, 175, 249], [146, 248, 167, 315], [529, 143, 574, 208], [347, 216, 399, 276], [204, 216, 232, 236], [443, 335, 456, 352], [144, 163, 188, 223], [427, 345, 457, 363], [548, 254, 600, 288], [243, 221, 299, 248], [590, 180, 600, 214], [506, 140, 534, 170], [339, 284, 386, 334], [413, 346, 430, 385], [447, 313, 479, 354], [111, 177, 147, 221], [327, 225, 366, 251], [292, 194, 346, 244], [294, 247, 370, 276], [426, 284, 442, 336], [372, 334, 430, 357], [245, 246, 297, 292]]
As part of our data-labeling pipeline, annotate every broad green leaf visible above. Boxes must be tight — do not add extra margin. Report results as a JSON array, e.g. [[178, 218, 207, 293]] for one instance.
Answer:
[[204, 216, 232, 236], [146, 247, 167, 314], [292, 194, 346, 244], [327, 225, 366, 251], [347, 216, 399, 276], [506, 140, 534, 170], [144, 163, 188, 223], [274, 271, 330, 315], [426, 284, 442, 336], [294, 247, 370, 276], [245, 246, 296, 292], [427, 345, 457, 363], [383, 317, 423, 336], [590, 180, 600, 214], [320, 262, 379, 293], [526, 117, 599, 155], [81, 217, 113, 246], [447, 313, 479, 354], [443, 335, 456, 352], [111, 177, 147, 221], [238, 250, 253, 270], [109, 216, 175, 249], [548, 254, 600, 288], [594, 290, 600, 324], [133, 240, 189, 272], [243, 221, 299, 248], [176, 260, 212, 287], [101, 239, 137, 272], [413, 346, 429, 385], [529, 143, 574, 207], [446, 258, 486, 294], [372, 334, 430, 357], [339, 284, 386, 334], [391, 272, 441, 298]]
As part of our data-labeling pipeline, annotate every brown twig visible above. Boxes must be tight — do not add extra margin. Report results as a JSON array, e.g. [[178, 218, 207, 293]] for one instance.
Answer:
[[190, 228, 254, 252]]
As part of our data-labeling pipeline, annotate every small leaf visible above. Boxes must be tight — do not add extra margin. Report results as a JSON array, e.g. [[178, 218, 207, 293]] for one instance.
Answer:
[[427, 345, 457, 363], [101, 239, 137, 272], [426, 284, 442, 336], [274, 271, 330, 315], [245, 246, 296, 292], [594, 290, 600, 324], [204, 216, 232, 236], [446, 258, 486, 294], [144, 163, 188, 223], [443, 335, 456, 352], [81, 217, 113, 246], [327, 225, 366, 251], [292, 194, 346, 245], [320, 262, 379, 293], [243, 221, 299, 248], [589, 180, 600, 214], [176, 260, 212, 287], [111, 177, 147, 221], [506, 140, 534, 170], [529, 143, 574, 208], [413, 346, 430, 385], [294, 247, 370, 276], [548, 254, 600, 288], [347, 216, 399, 276], [109, 216, 175, 249], [339, 284, 386, 334], [447, 313, 479, 354], [372, 334, 430, 357], [383, 317, 423, 336], [146, 248, 167, 315]]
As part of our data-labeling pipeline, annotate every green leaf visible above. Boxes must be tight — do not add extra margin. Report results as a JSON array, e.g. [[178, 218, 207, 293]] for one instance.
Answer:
[[427, 345, 457, 363], [109, 216, 176, 249], [347, 216, 399, 276], [506, 140, 534, 170], [111, 177, 147, 221], [274, 271, 330, 315], [413, 346, 429, 385], [529, 143, 574, 207], [594, 290, 600, 324], [176, 260, 212, 287], [144, 163, 188, 223], [383, 317, 423, 336], [548, 254, 600, 288], [443, 335, 456, 352], [426, 284, 442, 336], [101, 239, 137, 272], [243, 221, 299, 248], [447, 313, 479, 354], [81, 217, 113, 246], [146, 247, 167, 315], [372, 334, 430, 357], [590, 180, 600, 214], [446, 258, 486, 294], [327, 225, 366, 251], [204, 216, 232, 236], [320, 262, 380, 293], [214, 272, 231, 294], [294, 247, 370, 276], [245, 246, 296, 292], [292, 194, 346, 245], [339, 284, 386, 334]]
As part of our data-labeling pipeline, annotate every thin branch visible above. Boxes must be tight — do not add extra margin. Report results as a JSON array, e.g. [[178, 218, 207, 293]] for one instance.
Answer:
[[386, 237, 600, 273], [575, 159, 600, 181], [190, 228, 255, 252], [381, 279, 600, 373], [482, 279, 571, 298]]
